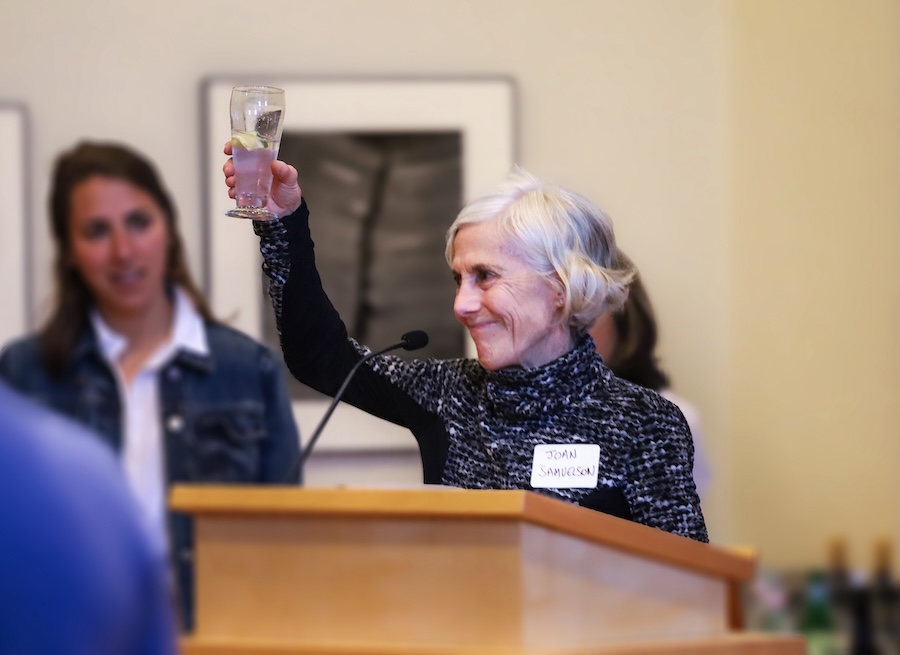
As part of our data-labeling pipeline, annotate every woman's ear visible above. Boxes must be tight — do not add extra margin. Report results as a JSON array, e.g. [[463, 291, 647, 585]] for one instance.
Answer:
[[549, 272, 566, 306]]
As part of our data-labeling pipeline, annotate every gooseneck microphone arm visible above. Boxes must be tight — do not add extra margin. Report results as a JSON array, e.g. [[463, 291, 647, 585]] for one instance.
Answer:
[[282, 330, 429, 484]]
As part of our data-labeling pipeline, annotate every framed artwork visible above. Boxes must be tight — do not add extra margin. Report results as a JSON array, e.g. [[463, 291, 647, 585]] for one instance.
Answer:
[[0, 103, 29, 346], [202, 76, 517, 451]]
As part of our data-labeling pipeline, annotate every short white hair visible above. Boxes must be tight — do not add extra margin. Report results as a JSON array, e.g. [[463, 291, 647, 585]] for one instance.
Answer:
[[445, 166, 633, 333]]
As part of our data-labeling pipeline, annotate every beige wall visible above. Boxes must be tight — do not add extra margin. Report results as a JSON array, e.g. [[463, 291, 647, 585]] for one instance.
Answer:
[[1, 0, 897, 571], [729, 0, 900, 570]]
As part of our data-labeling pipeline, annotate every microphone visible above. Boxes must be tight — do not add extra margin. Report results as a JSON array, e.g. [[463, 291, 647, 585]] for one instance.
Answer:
[[282, 330, 429, 483]]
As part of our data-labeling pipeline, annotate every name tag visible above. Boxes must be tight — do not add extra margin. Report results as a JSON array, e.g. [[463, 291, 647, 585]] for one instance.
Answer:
[[530, 444, 600, 489]]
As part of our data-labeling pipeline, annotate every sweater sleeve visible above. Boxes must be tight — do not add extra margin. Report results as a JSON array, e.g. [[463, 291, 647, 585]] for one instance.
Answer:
[[252, 201, 444, 428], [624, 395, 709, 543]]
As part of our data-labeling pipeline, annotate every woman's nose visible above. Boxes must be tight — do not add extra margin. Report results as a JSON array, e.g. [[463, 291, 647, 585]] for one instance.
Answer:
[[453, 281, 481, 319], [110, 228, 134, 259]]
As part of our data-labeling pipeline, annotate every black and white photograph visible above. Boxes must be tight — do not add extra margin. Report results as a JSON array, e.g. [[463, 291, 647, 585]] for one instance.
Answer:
[[266, 130, 465, 399]]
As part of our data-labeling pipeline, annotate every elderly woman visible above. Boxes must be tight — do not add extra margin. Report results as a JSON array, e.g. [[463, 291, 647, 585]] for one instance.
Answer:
[[224, 147, 707, 542]]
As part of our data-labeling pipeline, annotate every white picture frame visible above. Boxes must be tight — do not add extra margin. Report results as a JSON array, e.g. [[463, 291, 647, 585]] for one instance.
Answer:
[[202, 76, 516, 452], [0, 103, 29, 346]]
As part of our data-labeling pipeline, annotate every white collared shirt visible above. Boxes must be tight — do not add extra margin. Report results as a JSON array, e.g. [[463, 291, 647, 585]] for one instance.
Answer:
[[91, 288, 209, 551]]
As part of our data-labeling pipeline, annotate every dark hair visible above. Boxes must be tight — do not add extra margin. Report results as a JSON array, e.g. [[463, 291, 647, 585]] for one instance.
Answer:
[[40, 141, 213, 374], [604, 272, 670, 391]]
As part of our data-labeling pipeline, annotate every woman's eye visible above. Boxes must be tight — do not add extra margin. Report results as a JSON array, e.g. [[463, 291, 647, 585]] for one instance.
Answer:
[[126, 211, 152, 231], [81, 222, 109, 240], [475, 269, 494, 283]]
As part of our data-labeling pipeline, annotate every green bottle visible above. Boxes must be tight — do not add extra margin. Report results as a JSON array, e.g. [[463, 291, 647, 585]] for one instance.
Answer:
[[800, 570, 839, 655]]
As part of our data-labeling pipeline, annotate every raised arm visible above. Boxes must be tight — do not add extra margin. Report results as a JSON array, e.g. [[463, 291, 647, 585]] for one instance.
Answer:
[[222, 144, 443, 428]]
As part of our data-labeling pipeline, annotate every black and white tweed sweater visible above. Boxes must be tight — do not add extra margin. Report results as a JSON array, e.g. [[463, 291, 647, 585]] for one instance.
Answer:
[[254, 201, 708, 543]]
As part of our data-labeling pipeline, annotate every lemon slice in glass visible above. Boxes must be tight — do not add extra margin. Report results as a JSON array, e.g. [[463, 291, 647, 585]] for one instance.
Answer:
[[231, 130, 268, 150]]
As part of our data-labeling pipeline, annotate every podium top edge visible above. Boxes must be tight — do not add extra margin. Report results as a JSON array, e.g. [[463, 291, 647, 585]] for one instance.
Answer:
[[182, 632, 805, 655], [169, 486, 755, 582]]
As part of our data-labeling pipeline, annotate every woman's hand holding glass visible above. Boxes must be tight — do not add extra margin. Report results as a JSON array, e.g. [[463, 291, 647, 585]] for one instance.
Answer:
[[223, 141, 302, 219]]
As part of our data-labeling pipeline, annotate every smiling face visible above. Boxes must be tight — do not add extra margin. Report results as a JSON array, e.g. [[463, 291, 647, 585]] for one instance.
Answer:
[[66, 176, 172, 324], [451, 221, 574, 370]]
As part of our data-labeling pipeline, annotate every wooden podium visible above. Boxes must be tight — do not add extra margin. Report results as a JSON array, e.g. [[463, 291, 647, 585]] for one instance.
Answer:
[[172, 487, 803, 655]]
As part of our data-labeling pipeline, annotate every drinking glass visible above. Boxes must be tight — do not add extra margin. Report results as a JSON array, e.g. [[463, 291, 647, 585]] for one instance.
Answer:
[[226, 85, 285, 219]]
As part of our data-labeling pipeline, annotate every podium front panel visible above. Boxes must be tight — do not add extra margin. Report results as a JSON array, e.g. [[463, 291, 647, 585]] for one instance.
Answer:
[[193, 513, 727, 649]]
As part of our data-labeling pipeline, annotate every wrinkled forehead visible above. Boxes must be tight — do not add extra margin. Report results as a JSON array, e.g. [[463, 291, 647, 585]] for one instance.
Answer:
[[450, 220, 527, 268]]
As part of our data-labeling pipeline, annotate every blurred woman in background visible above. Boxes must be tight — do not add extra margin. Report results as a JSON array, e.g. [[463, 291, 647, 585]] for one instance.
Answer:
[[0, 141, 301, 630], [589, 264, 712, 497]]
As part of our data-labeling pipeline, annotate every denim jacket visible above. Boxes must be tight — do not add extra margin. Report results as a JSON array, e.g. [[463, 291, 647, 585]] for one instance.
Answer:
[[0, 321, 301, 631]]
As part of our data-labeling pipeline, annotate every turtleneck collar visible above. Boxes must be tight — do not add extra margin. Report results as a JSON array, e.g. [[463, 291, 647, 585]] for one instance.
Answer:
[[482, 335, 609, 419]]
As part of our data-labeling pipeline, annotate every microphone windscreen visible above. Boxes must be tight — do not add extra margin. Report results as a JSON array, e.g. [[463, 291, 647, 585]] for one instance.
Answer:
[[400, 330, 429, 351]]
